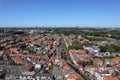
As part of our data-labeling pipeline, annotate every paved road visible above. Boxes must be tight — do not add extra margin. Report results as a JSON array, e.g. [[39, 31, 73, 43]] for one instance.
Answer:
[[52, 38, 64, 80], [52, 66, 62, 76]]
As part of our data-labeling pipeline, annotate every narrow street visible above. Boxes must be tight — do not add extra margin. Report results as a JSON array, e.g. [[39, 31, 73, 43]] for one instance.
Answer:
[[52, 45, 63, 79], [61, 35, 89, 80]]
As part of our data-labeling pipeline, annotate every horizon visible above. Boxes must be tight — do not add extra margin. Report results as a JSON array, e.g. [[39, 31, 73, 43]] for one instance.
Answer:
[[0, 0, 120, 28], [0, 26, 120, 29]]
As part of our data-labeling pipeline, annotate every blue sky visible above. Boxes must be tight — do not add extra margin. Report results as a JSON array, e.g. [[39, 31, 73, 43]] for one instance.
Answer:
[[0, 0, 120, 27]]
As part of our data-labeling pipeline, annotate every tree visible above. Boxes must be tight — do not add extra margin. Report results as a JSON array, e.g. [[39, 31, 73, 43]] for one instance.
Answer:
[[0, 46, 4, 50], [89, 60, 93, 65], [99, 44, 120, 52], [112, 71, 120, 76], [82, 60, 93, 67], [9, 60, 15, 65], [50, 44, 53, 49], [107, 48, 115, 53], [68, 40, 83, 50], [85, 50, 89, 54]]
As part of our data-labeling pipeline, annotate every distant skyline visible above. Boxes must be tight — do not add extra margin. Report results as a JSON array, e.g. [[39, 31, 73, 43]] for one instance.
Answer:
[[0, 0, 120, 27]]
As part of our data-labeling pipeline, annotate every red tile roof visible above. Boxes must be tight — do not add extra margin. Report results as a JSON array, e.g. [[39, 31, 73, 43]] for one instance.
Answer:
[[14, 55, 23, 64], [67, 72, 82, 79], [24, 63, 33, 69], [23, 50, 29, 54], [9, 48, 18, 51], [112, 57, 120, 63], [104, 75, 116, 80], [93, 58, 103, 63], [60, 60, 69, 69], [69, 49, 78, 54]]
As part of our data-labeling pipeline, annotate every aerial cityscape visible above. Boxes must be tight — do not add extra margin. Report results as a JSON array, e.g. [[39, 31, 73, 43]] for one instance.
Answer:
[[0, 0, 120, 80], [0, 28, 119, 80]]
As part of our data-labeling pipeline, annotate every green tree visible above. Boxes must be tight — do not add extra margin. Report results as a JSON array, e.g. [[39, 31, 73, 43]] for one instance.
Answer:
[[112, 71, 120, 76]]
